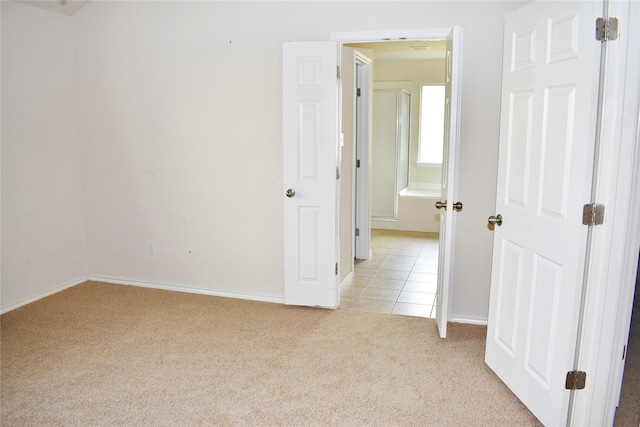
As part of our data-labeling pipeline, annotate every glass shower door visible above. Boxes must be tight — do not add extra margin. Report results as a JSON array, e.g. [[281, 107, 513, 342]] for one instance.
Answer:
[[371, 89, 410, 221]]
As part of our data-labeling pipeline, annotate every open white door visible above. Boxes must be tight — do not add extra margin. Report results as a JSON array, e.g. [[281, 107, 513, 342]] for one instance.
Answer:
[[435, 26, 463, 339], [283, 42, 340, 308], [354, 50, 373, 261], [485, 1, 601, 425]]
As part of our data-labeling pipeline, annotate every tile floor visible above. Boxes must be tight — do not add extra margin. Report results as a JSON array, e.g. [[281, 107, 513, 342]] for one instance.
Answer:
[[339, 229, 439, 318]]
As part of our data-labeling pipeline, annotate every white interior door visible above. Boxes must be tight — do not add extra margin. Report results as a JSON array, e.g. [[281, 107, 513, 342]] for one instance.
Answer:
[[283, 41, 340, 308], [354, 51, 373, 260], [485, 1, 601, 425], [435, 26, 463, 339]]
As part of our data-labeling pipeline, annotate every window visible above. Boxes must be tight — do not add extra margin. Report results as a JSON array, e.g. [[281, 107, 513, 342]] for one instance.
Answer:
[[418, 85, 446, 165]]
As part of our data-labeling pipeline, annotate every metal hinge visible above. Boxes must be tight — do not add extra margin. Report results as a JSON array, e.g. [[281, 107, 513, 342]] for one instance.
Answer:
[[357, 88, 361, 97], [596, 17, 619, 41], [356, 159, 360, 168], [337, 66, 341, 79], [355, 228, 360, 237], [582, 203, 605, 225], [335, 262, 338, 275], [336, 167, 340, 180], [565, 371, 587, 390]]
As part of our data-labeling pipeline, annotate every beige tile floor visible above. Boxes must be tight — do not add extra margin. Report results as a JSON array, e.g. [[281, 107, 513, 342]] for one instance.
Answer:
[[339, 229, 439, 318]]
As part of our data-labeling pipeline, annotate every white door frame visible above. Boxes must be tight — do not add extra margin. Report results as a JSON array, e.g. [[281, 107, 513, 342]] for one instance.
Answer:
[[331, 28, 461, 328], [570, 0, 640, 424]]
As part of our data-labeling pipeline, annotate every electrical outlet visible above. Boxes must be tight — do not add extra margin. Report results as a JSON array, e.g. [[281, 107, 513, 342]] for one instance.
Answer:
[[148, 241, 156, 255], [187, 249, 195, 259]]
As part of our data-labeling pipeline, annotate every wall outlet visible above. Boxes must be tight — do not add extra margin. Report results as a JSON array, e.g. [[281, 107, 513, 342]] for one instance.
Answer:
[[186, 249, 195, 259], [148, 241, 156, 255]]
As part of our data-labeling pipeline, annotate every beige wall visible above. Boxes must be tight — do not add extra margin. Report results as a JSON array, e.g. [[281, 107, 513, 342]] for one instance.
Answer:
[[1, 2, 88, 311], [2, 1, 526, 320]]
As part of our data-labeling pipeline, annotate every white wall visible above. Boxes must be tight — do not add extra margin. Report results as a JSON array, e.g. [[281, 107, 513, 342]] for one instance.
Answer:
[[1, 2, 88, 311], [72, 0, 521, 317], [0, 1, 523, 319]]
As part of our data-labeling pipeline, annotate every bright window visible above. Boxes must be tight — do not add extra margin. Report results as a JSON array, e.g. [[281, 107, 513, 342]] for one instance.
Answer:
[[418, 85, 446, 165]]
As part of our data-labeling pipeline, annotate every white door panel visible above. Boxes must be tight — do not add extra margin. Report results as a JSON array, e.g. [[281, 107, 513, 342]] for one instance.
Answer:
[[485, 1, 601, 425], [283, 42, 339, 308], [436, 26, 462, 339]]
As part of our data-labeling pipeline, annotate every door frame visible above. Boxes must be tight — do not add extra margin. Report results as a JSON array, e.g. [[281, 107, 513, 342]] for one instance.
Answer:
[[331, 27, 461, 326], [570, 0, 640, 424]]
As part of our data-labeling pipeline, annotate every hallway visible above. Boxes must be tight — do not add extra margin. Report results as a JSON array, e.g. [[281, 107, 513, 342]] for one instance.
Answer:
[[339, 229, 439, 318]]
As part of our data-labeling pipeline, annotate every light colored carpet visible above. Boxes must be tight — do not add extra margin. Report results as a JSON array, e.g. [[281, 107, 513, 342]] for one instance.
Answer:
[[614, 265, 640, 427], [2, 281, 545, 426]]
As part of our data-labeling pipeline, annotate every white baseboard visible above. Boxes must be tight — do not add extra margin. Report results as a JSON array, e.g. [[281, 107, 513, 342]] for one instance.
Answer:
[[371, 220, 398, 230], [450, 316, 488, 326], [88, 275, 285, 305], [339, 272, 354, 291], [1, 275, 88, 314]]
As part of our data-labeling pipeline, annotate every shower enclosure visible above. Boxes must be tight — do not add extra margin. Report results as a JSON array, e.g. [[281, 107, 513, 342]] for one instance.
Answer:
[[371, 87, 411, 221]]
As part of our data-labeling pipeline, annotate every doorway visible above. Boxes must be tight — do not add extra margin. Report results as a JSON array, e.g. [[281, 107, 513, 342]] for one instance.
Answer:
[[338, 37, 452, 319]]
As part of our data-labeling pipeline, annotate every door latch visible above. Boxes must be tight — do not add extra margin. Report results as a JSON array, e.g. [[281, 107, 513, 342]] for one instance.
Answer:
[[488, 214, 503, 226]]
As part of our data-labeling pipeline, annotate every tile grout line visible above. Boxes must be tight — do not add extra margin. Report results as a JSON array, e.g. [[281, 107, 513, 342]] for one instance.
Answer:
[[347, 231, 439, 317]]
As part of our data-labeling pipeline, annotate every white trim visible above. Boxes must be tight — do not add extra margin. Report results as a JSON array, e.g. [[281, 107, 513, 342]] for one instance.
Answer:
[[0, 276, 88, 314], [339, 272, 354, 292], [449, 316, 488, 326], [570, 0, 640, 424], [333, 27, 463, 334], [331, 28, 451, 42], [87, 276, 285, 305]]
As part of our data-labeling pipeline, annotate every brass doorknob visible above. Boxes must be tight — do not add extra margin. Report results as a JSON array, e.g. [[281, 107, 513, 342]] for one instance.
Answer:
[[435, 200, 446, 210]]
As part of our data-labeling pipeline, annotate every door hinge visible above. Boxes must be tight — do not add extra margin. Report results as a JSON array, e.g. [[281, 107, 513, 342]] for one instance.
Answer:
[[336, 167, 340, 180], [335, 262, 338, 275], [356, 159, 360, 168], [565, 370, 587, 390], [582, 203, 605, 225], [596, 17, 619, 41], [357, 88, 361, 97], [337, 66, 341, 79], [355, 227, 360, 237]]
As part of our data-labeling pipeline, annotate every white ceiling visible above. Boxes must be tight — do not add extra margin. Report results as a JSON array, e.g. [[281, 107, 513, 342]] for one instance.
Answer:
[[18, 0, 90, 16], [345, 40, 447, 61]]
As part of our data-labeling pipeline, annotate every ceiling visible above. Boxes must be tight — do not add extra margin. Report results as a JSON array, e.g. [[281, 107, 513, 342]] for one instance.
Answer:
[[19, 0, 90, 16], [345, 40, 447, 61]]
